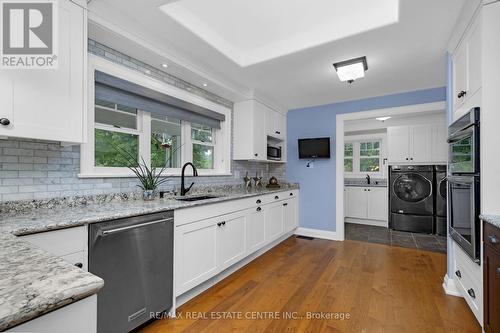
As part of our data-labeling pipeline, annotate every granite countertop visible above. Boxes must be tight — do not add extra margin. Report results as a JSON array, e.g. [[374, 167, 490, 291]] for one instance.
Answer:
[[0, 184, 298, 330], [0, 233, 104, 331], [344, 183, 387, 188], [481, 214, 500, 229]]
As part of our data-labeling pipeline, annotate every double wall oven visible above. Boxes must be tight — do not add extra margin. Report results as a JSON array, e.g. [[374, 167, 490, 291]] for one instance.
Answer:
[[448, 107, 480, 262]]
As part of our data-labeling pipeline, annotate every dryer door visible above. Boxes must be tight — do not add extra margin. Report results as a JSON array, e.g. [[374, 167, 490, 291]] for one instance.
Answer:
[[391, 172, 433, 214]]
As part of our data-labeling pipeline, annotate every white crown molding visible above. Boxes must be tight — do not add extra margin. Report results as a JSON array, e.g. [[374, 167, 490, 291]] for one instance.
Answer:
[[447, 0, 482, 53]]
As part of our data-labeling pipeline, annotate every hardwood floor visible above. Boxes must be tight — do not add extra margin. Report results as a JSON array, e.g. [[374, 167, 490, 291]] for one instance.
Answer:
[[141, 237, 481, 333]]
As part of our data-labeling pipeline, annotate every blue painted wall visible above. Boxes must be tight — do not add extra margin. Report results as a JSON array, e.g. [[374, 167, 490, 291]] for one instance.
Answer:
[[286, 87, 446, 232]]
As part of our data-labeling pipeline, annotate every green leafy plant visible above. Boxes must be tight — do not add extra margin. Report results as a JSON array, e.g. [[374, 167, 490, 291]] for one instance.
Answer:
[[112, 140, 180, 192]]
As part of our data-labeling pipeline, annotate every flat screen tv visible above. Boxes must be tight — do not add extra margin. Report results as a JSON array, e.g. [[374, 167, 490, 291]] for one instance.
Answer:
[[298, 137, 331, 159]]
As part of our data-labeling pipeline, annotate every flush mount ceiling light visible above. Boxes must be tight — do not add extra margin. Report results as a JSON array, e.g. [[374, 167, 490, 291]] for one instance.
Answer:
[[202, 83, 208, 87], [376, 116, 391, 122], [333, 56, 368, 84], [161, 63, 168, 68]]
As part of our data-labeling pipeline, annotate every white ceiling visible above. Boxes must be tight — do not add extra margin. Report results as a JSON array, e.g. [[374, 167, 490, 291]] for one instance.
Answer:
[[88, 0, 465, 110], [160, 0, 399, 67]]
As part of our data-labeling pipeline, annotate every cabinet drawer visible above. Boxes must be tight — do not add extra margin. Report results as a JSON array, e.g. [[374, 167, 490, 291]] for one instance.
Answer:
[[20, 226, 85, 257], [453, 241, 481, 283], [484, 222, 500, 253], [454, 262, 482, 323]]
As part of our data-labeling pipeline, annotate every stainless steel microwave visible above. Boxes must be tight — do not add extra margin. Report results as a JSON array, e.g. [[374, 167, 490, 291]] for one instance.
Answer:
[[267, 145, 282, 160]]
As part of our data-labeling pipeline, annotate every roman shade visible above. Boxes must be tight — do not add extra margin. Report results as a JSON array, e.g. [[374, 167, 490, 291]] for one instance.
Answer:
[[94, 71, 225, 129]]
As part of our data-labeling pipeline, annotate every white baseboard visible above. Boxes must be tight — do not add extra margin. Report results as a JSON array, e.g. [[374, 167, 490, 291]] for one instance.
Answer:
[[442, 274, 462, 297], [295, 227, 341, 241], [345, 217, 388, 228]]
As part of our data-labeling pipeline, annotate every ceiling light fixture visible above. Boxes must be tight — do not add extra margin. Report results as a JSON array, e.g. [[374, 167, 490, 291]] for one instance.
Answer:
[[376, 116, 392, 122], [161, 63, 168, 68], [333, 56, 368, 84], [202, 83, 208, 87]]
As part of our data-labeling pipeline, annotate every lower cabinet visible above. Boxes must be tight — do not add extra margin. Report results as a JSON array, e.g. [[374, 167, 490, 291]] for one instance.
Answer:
[[265, 202, 284, 242], [175, 190, 299, 296], [484, 222, 500, 333], [345, 186, 388, 222]]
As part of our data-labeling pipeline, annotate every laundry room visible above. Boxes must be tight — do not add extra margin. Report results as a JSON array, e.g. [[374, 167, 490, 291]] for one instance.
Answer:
[[341, 101, 448, 253]]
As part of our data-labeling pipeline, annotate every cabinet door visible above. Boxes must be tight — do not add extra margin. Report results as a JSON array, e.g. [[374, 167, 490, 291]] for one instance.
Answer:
[[366, 188, 388, 221], [431, 123, 448, 163], [410, 125, 432, 163], [467, 18, 482, 100], [387, 126, 410, 163], [283, 198, 298, 233], [218, 213, 247, 271], [265, 202, 284, 242], [247, 206, 266, 254], [253, 102, 268, 160], [0, 0, 85, 142], [274, 112, 286, 140], [346, 187, 368, 219], [453, 42, 468, 110], [176, 218, 218, 294], [484, 245, 500, 333], [265, 108, 275, 137]]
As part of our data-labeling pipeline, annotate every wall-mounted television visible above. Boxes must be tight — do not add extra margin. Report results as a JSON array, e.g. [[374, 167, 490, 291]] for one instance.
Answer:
[[298, 137, 331, 159]]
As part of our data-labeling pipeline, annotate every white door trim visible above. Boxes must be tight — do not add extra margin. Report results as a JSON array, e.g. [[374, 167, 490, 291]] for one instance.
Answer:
[[335, 101, 446, 241]]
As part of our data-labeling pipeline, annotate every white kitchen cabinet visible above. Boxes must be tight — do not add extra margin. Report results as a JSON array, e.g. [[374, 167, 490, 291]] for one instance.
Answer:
[[387, 124, 445, 164], [265, 202, 284, 242], [265, 109, 286, 140], [0, 0, 87, 143], [346, 187, 368, 219], [218, 213, 247, 271], [247, 206, 266, 254], [234, 99, 286, 161], [453, 11, 482, 119], [345, 186, 388, 222], [431, 123, 448, 163], [366, 187, 388, 221], [233, 100, 267, 161], [176, 217, 219, 294], [283, 197, 298, 233], [386, 126, 410, 163], [7, 295, 97, 333]]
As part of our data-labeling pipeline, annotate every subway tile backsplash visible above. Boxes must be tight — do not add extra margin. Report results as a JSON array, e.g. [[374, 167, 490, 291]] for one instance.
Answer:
[[0, 41, 285, 202]]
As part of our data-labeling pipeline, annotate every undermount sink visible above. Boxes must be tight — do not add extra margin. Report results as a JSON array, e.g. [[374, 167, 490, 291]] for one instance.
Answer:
[[175, 195, 219, 202]]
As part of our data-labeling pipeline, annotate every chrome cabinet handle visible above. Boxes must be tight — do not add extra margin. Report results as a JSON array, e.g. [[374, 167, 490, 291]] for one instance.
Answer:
[[455, 270, 461, 278], [489, 235, 499, 244], [467, 288, 475, 299], [98, 217, 173, 237]]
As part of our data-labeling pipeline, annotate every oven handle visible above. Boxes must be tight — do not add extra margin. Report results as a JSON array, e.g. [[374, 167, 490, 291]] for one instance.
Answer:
[[97, 218, 173, 237], [447, 125, 474, 143]]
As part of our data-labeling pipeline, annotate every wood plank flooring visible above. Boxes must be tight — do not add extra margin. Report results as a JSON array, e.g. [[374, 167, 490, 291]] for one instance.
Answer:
[[140, 237, 481, 333]]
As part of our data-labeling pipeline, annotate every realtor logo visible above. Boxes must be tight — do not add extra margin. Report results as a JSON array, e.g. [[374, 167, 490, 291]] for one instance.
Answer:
[[1, 0, 58, 69]]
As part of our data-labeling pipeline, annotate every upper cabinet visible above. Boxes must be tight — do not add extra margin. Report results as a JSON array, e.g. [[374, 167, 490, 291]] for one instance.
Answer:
[[265, 109, 286, 140], [0, 0, 87, 143], [234, 99, 286, 162], [452, 12, 482, 120], [387, 123, 447, 164]]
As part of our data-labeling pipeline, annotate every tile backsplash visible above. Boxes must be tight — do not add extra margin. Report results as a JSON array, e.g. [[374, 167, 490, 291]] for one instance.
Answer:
[[0, 41, 285, 202]]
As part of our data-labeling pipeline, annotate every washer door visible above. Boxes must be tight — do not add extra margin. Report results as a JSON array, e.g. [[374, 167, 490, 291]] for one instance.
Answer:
[[393, 173, 432, 203], [439, 177, 447, 199]]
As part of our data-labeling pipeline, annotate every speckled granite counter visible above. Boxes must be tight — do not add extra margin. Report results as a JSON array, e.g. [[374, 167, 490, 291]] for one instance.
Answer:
[[0, 233, 104, 331], [481, 214, 500, 229], [0, 184, 298, 330]]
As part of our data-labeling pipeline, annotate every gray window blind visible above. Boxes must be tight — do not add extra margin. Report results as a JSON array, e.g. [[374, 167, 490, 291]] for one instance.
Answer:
[[94, 71, 225, 129]]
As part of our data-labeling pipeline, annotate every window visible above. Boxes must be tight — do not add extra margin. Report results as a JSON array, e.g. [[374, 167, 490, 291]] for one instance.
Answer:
[[191, 123, 214, 169], [94, 99, 139, 167], [344, 143, 353, 172], [344, 139, 383, 175], [359, 141, 381, 172], [81, 63, 231, 177]]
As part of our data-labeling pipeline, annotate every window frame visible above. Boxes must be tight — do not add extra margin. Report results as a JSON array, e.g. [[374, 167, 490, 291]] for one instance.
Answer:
[[344, 134, 386, 177], [80, 55, 231, 178]]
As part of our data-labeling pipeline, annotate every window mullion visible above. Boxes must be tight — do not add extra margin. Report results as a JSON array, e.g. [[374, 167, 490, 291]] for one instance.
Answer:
[[140, 110, 151, 167]]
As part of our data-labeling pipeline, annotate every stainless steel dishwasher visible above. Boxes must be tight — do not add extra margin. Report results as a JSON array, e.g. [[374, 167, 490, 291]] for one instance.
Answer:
[[89, 211, 174, 333]]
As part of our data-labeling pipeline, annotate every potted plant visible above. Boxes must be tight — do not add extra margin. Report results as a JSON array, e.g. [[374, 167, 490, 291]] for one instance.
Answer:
[[113, 139, 180, 201]]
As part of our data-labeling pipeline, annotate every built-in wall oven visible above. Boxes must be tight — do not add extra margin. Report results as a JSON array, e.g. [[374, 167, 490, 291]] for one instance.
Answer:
[[448, 107, 480, 262]]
